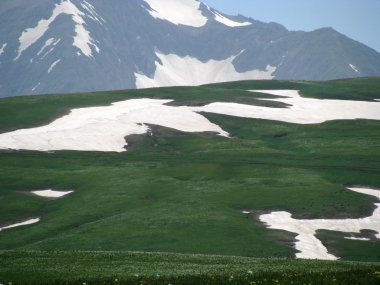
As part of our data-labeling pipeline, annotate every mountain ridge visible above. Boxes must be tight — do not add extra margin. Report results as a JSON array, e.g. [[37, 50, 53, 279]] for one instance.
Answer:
[[1, 0, 380, 97]]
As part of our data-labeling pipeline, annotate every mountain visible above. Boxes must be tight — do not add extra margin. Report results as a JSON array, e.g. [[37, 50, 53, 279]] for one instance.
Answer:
[[1, 0, 380, 97]]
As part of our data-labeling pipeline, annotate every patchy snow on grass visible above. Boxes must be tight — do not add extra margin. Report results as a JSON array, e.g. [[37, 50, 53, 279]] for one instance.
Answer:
[[0, 99, 228, 152], [0, 218, 40, 232], [135, 52, 276, 88], [32, 189, 73, 198], [0, 43, 7, 56], [349, 64, 360, 74], [195, 90, 380, 124], [48, 59, 61, 73], [259, 187, 380, 260], [1, 90, 379, 152], [143, 0, 207, 27], [15, 0, 99, 59]]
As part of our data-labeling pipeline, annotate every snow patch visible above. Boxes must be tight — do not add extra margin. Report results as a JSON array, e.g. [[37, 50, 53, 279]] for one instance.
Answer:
[[0, 218, 40, 232], [37, 38, 61, 58], [195, 90, 380, 124], [143, 0, 207, 27], [81, 0, 106, 24], [259, 187, 380, 260], [37, 38, 55, 56], [48, 59, 61, 73], [39, 39, 61, 60], [0, 99, 228, 152], [40, 47, 55, 59], [346, 187, 380, 201], [1, 90, 380, 152], [211, 10, 251, 27], [32, 189, 73, 198], [204, 3, 251, 27], [15, 0, 99, 59], [31, 82, 41, 92], [135, 52, 276, 88], [349, 64, 360, 73], [0, 43, 7, 56], [74, 20, 99, 56], [344, 237, 370, 241]]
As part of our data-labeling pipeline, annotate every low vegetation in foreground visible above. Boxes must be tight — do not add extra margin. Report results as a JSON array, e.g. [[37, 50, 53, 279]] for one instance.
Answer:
[[1, 251, 380, 285]]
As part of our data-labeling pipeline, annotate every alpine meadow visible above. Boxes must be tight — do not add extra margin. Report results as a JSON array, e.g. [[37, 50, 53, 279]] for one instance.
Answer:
[[1, 78, 380, 284], [1, 0, 380, 284]]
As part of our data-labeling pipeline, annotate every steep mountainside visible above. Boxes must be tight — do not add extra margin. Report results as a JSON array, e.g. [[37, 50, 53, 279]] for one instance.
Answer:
[[1, 0, 380, 97]]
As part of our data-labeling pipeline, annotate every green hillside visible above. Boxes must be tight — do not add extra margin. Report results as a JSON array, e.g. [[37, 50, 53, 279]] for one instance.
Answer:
[[0, 78, 380, 268], [1, 251, 380, 285]]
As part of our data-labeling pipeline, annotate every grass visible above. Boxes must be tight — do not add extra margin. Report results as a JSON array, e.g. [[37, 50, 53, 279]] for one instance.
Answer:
[[0, 78, 380, 269], [316, 230, 380, 262], [1, 251, 380, 285]]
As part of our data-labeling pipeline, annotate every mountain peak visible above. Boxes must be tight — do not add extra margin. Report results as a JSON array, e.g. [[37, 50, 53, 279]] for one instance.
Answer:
[[14, 0, 102, 61], [0, 0, 379, 97], [143, 0, 207, 27], [143, 0, 252, 28]]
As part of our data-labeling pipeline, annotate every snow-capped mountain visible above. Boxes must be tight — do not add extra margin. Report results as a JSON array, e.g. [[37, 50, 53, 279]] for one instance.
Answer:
[[1, 0, 380, 97]]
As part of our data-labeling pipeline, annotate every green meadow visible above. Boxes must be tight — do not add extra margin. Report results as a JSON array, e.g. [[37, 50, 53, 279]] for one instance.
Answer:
[[0, 78, 380, 284], [1, 251, 380, 285]]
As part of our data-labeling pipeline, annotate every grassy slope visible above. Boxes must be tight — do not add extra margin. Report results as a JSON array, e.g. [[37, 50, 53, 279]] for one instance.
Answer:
[[0, 78, 379, 262], [1, 251, 380, 285]]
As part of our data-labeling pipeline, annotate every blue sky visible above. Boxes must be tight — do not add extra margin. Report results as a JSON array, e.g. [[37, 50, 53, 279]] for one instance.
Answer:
[[204, 0, 380, 52]]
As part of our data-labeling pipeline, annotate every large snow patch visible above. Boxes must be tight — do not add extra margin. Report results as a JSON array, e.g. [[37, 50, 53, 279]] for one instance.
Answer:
[[135, 52, 276, 88], [259, 187, 380, 260], [0, 99, 228, 152], [196, 90, 380, 124], [0, 90, 379, 152]]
